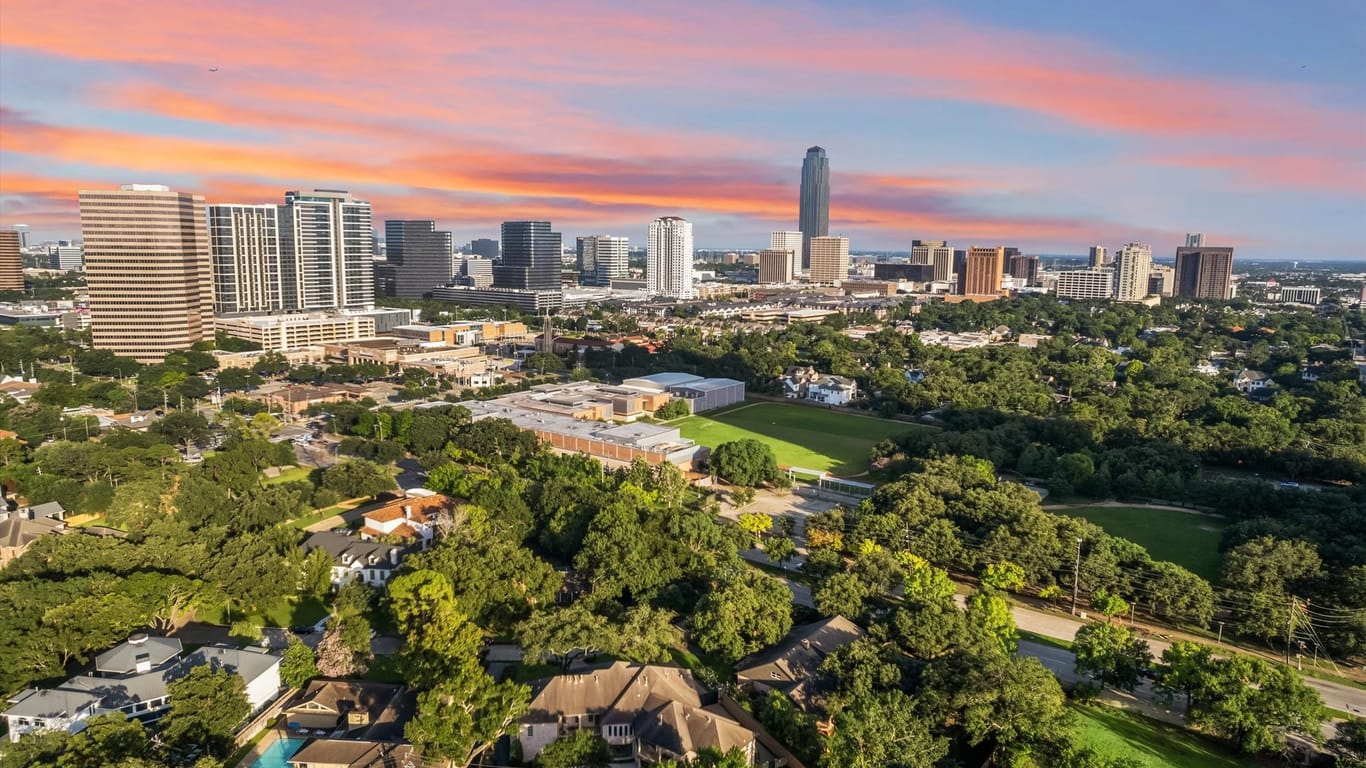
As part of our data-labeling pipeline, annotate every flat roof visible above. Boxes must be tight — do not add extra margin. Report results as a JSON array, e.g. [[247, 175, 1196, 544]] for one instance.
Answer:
[[671, 377, 743, 392], [626, 372, 704, 387]]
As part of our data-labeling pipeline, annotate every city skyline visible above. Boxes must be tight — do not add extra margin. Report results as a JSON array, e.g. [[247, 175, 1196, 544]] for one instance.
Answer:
[[1, 1, 1364, 258]]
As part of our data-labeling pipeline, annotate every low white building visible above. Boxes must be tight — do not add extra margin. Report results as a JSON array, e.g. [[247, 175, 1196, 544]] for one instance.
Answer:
[[1232, 368, 1273, 393], [780, 366, 859, 406]]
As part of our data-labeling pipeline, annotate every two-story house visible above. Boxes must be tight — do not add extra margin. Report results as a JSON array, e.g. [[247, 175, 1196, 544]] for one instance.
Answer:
[[303, 531, 405, 589], [357, 492, 456, 549], [779, 367, 858, 406], [520, 662, 757, 766]]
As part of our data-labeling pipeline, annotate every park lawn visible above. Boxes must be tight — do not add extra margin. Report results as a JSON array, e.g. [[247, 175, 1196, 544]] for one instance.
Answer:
[[673, 401, 925, 475], [1055, 506, 1226, 581], [262, 465, 313, 485], [1069, 704, 1247, 768]]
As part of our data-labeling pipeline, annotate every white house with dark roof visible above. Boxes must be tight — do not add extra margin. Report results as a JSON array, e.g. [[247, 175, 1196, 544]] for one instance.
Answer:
[[2, 688, 102, 743], [303, 531, 405, 589], [779, 367, 858, 406], [1233, 368, 1273, 394]]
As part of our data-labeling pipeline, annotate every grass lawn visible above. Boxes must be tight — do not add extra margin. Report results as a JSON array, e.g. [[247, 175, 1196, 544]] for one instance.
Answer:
[[672, 401, 926, 475], [1055, 506, 1227, 581], [197, 595, 329, 629], [1070, 704, 1248, 768], [262, 465, 314, 485]]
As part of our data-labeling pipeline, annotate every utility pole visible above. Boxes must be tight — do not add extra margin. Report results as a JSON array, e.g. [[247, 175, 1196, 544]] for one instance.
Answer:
[[1070, 537, 1083, 616], [1217, 620, 1224, 646], [1285, 595, 1296, 665]]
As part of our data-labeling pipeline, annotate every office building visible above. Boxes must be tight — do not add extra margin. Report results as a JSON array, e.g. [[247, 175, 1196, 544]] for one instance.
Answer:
[[208, 204, 284, 314], [79, 185, 213, 362], [1148, 264, 1175, 296], [577, 235, 629, 286], [430, 286, 563, 312], [1114, 242, 1152, 302], [495, 221, 561, 291], [386, 220, 454, 298], [454, 256, 494, 287], [9, 225, 28, 251], [1008, 254, 1040, 282], [770, 231, 803, 275], [873, 263, 934, 282], [280, 189, 374, 310], [1185, 233, 1205, 248], [214, 307, 416, 350], [470, 238, 499, 260], [962, 246, 1005, 296], [1056, 269, 1116, 300], [1279, 287, 1321, 305], [1175, 246, 1235, 300], [0, 231, 22, 292], [808, 235, 850, 284], [1088, 246, 1109, 268], [758, 248, 796, 284], [798, 146, 829, 269], [48, 245, 83, 272], [647, 217, 695, 299]]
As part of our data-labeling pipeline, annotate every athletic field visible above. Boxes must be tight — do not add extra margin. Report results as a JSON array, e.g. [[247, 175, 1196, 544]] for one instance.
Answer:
[[672, 401, 925, 475], [1054, 505, 1226, 581]]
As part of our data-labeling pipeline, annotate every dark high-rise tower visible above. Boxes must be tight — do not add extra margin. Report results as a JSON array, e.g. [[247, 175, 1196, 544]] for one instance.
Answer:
[[494, 221, 561, 291], [1174, 246, 1235, 300], [798, 146, 829, 270], [386, 220, 454, 298]]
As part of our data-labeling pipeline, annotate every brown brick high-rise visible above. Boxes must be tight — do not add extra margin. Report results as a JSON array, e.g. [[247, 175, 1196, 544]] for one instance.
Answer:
[[0, 231, 23, 292], [80, 185, 213, 363]]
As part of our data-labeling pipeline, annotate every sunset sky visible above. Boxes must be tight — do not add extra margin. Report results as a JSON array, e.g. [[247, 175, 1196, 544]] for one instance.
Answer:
[[1, 0, 1364, 257]]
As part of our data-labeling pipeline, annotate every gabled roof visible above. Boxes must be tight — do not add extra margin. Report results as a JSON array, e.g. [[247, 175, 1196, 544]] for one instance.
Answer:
[[736, 616, 863, 687], [0, 516, 65, 549], [304, 531, 402, 569], [2, 688, 100, 719], [634, 700, 755, 758], [287, 739, 416, 768]]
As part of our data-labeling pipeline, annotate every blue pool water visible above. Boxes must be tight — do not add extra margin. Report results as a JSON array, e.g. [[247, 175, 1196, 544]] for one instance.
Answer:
[[250, 737, 306, 768]]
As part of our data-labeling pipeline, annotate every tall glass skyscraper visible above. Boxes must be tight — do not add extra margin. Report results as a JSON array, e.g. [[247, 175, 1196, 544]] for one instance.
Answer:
[[386, 220, 454, 298], [494, 221, 561, 291], [798, 146, 829, 270]]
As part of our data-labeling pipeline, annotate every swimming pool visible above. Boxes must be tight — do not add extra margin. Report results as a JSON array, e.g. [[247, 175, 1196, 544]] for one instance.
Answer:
[[249, 737, 306, 768]]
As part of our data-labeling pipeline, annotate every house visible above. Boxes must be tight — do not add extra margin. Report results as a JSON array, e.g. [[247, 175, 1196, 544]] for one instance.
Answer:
[[303, 531, 405, 589], [519, 662, 758, 767], [0, 502, 67, 566], [2, 637, 281, 742], [1232, 368, 1273, 394], [357, 492, 457, 548], [1194, 360, 1220, 376], [286, 739, 417, 768], [2, 689, 102, 743], [282, 680, 415, 739], [736, 616, 863, 708], [779, 367, 858, 406]]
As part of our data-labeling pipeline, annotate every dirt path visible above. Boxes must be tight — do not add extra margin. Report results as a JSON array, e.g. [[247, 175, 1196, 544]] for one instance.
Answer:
[[1043, 500, 1221, 518]]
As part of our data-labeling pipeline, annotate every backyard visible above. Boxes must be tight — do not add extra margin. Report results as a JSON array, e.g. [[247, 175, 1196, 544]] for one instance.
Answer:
[[1052, 505, 1227, 581], [673, 401, 925, 475]]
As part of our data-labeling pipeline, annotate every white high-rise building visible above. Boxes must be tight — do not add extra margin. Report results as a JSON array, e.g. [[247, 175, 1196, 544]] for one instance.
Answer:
[[48, 244, 83, 271], [808, 236, 850, 284], [1056, 269, 1116, 300], [1114, 242, 1153, 302], [770, 231, 803, 275], [280, 189, 374, 310], [209, 204, 285, 314], [647, 217, 694, 299]]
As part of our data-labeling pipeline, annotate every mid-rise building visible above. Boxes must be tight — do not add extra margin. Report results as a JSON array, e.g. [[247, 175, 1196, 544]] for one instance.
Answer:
[[873, 263, 934, 282], [1174, 246, 1235, 300], [647, 217, 695, 298], [758, 248, 796, 284], [1056, 268, 1116, 300], [80, 185, 213, 362], [962, 246, 1005, 297], [469, 238, 499, 260], [1008, 254, 1040, 282], [495, 221, 561, 291], [798, 146, 830, 269], [1279, 286, 1321, 305], [215, 307, 417, 350], [770, 231, 803, 275], [1148, 264, 1175, 296], [911, 241, 955, 282], [808, 235, 850, 284], [1114, 242, 1152, 302], [47, 245, 83, 272], [454, 256, 494, 287], [208, 204, 284, 314], [577, 235, 629, 286], [0, 231, 22, 292], [386, 220, 454, 298], [280, 189, 374, 310], [1088, 245, 1109, 268]]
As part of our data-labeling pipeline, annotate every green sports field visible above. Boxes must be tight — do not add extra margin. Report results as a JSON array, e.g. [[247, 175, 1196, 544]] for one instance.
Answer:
[[1070, 705, 1246, 768], [672, 401, 925, 475], [1054, 506, 1227, 581]]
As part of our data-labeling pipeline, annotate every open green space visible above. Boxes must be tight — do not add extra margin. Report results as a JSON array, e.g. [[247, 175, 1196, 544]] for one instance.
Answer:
[[1069, 704, 1247, 768], [262, 465, 313, 486], [673, 401, 925, 475], [197, 595, 329, 629], [1054, 506, 1227, 581]]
